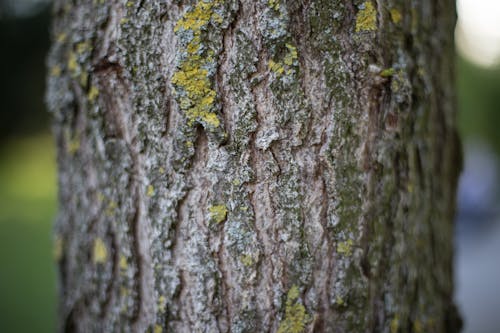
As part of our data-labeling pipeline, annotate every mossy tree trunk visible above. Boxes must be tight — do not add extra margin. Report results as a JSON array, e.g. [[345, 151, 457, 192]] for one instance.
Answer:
[[47, 0, 461, 332]]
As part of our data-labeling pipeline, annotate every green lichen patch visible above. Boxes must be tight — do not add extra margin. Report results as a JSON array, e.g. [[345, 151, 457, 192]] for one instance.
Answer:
[[277, 285, 311, 333], [208, 204, 228, 224], [355, 1, 377, 32]]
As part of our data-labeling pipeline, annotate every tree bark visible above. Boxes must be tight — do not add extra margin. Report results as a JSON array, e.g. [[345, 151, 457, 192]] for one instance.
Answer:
[[47, 0, 461, 332]]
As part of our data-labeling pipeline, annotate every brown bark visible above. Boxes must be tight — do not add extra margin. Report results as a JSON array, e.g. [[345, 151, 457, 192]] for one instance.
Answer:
[[47, 0, 462, 332]]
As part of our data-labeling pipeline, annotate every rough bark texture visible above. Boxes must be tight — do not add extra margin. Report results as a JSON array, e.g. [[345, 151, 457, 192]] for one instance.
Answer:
[[47, 0, 462, 332]]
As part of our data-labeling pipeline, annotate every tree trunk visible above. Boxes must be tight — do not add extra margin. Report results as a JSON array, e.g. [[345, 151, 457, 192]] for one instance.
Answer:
[[47, 0, 461, 332]]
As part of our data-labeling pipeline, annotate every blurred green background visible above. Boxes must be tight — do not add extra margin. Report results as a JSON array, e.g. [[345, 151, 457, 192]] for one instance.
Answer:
[[0, 3, 57, 332], [0, 1, 499, 332]]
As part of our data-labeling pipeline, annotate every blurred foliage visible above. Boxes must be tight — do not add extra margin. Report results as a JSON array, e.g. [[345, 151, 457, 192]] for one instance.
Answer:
[[457, 56, 500, 153], [0, 134, 57, 333], [0, 5, 51, 142], [0, 3, 56, 332]]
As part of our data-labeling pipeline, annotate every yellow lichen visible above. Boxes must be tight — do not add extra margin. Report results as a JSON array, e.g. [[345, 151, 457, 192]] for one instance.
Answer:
[[240, 254, 254, 267], [335, 296, 344, 306], [50, 65, 61, 77], [119, 255, 128, 270], [93, 237, 108, 264], [56, 33, 67, 43], [284, 43, 298, 66], [80, 71, 88, 87], [380, 68, 396, 77], [208, 204, 228, 224], [158, 295, 166, 313], [106, 200, 117, 216], [154, 325, 163, 333], [390, 315, 399, 333], [355, 1, 377, 32], [120, 286, 129, 297], [67, 51, 78, 74], [268, 59, 285, 75], [413, 320, 423, 333], [171, 0, 223, 127], [67, 136, 80, 155], [277, 285, 310, 333], [269, 43, 298, 77], [88, 85, 99, 102], [147, 185, 155, 197], [337, 239, 354, 256], [268, 0, 280, 11], [53, 235, 63, 261], [76, 41, 90, 54], [390, 8, 402, 24]]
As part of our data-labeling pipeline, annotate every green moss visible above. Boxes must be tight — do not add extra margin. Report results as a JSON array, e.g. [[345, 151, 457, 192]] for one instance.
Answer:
[[208, 204, 228, 224], [277, 285, 310, 333], [355, 1, 377, 32]]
